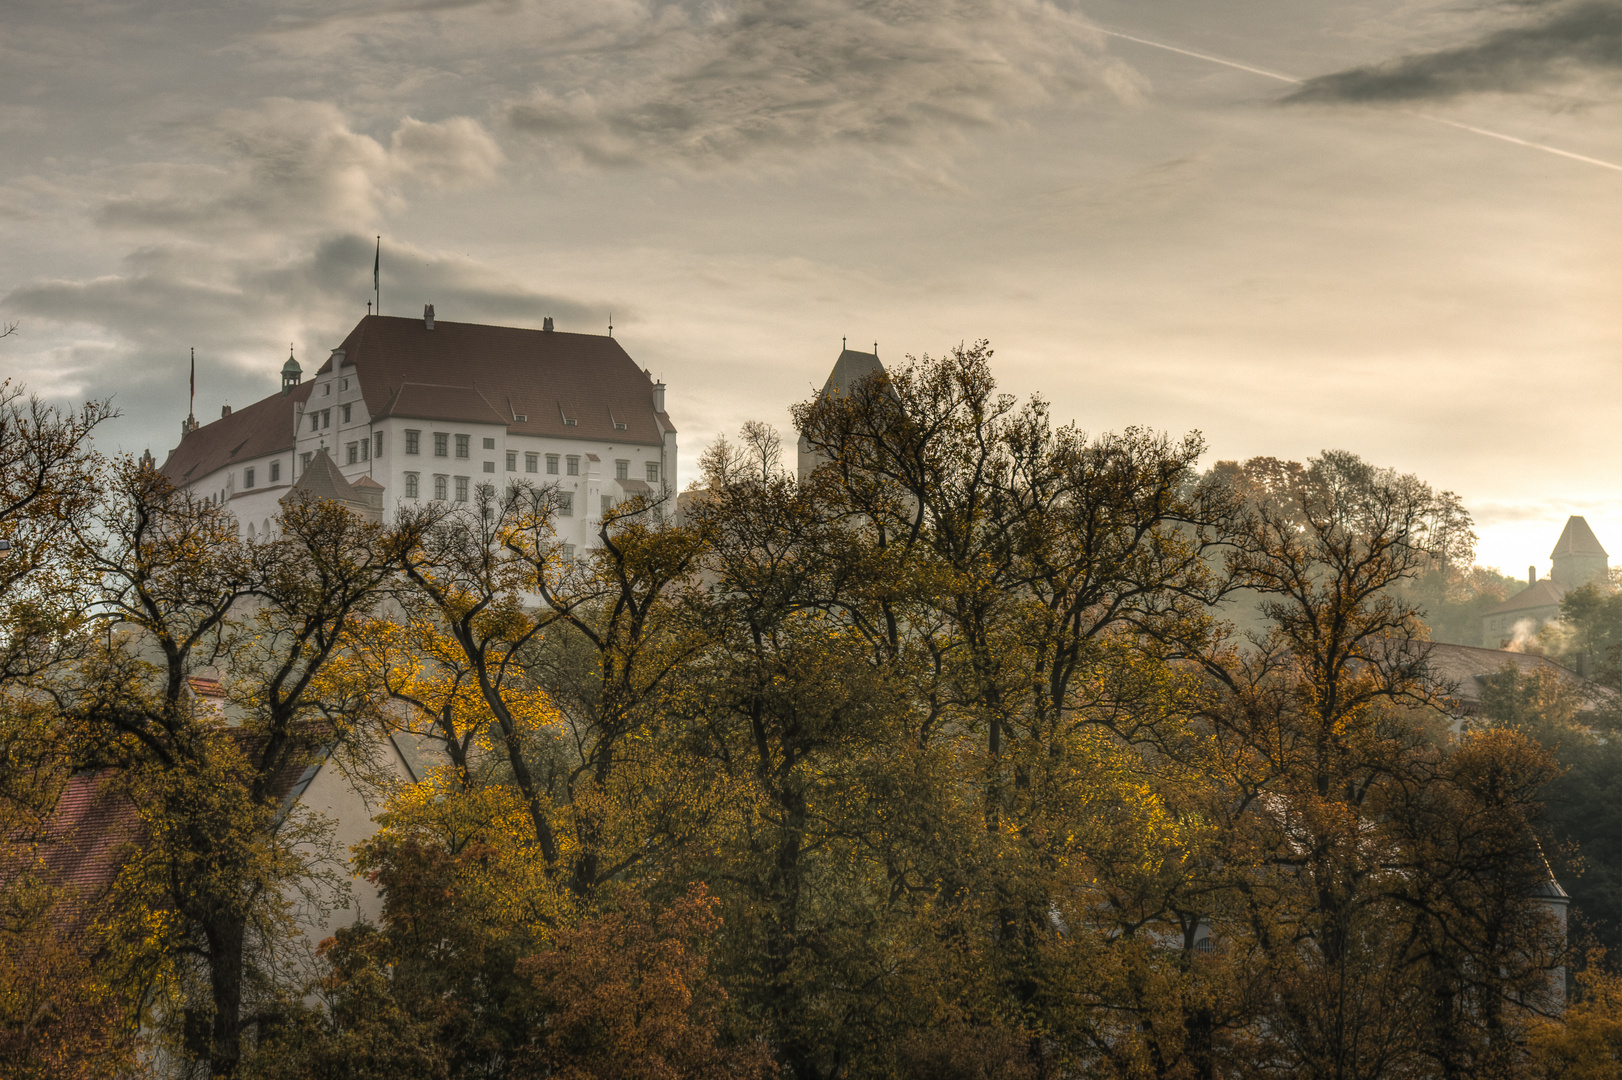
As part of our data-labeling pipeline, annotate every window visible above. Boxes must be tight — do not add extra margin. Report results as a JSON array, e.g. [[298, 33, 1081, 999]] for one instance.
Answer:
[[342, 403, 352, 423], [340, 378, 349, 390], [646, 461, 659, 482], [483, 437, 496, 450], [434, 432, 448, 457], [269, 461, 280, 482], [360, 437, 369, 461], [323, 409, 332, 428], [405, 472, 419, 498], [245, 467, 255, 488], [566, 455, 579, 476], [406, 430, 421, 454], [301, 451, 312, 470], [347, 442, 359, 465], [374, 432, 383, 458], [563, 544, 576, 560], [433, 475, 448, 500], [558, 492, 573, 516], [323, 383, 330, 396], [615, 459, 629, 480], [309, 413, 320, 432], [482, 461, 495, 473], [455, 476, 469, 502], [526, 453, 538, 473], [546, 454, 559, 475], [455, 434, 470, 459], [506, 450, 517, 471]]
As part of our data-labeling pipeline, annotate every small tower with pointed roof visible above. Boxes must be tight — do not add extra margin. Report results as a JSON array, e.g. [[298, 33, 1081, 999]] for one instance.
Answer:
[[281, 347, 302, 396], [797, 343, 885, 482], [1550, 515, 1609, 588]]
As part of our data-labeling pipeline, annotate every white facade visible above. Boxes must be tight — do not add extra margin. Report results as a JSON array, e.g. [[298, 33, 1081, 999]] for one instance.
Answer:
[[173, 349, 678, 550]]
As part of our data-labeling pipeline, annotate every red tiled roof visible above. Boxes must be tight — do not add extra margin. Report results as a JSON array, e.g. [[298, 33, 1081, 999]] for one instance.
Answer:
[[319, 315, 671, 446], [186, 676, 225, 699], [7, 730, 328, 935], [379, 382, 510, 426], [160, 381, 311, 486], [159, 316, 672, 488]]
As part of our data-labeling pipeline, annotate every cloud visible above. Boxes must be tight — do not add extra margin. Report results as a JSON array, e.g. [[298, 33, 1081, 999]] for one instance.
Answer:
[[1285, 0, 1621, 104], [2, 232, 607, 456], [508, 0, 1144, 167], [96, 100, 503, 237]]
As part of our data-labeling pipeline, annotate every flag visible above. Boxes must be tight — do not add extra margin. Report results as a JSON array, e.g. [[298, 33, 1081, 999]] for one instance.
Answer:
[[189, 348, 194, 402], [373, 238, 380, 292]]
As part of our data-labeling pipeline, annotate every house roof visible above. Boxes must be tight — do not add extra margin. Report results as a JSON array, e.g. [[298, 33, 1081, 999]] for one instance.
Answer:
[[283, 448, 359, 505], [13, 732, 323, 936], [1420, 642, 1614, 713], [319, 315, 670, 446], [1486, 579, 1569, 617], [1552, 515, 1608, 559], [159, 380, 312, 486]]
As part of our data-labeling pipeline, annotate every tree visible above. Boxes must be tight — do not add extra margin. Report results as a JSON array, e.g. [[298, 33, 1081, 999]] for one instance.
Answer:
[[57, 466, 419, 1077]]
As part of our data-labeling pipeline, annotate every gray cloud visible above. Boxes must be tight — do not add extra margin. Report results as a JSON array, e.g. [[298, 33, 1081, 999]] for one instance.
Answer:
[[508, 0, 1145, 167], [3, 232, 607, 456], [1285, 0, 1621, 103], [98, 101, 503, 237]]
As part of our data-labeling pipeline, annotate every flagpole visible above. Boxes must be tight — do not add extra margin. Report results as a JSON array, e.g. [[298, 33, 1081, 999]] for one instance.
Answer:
[[188, 347, 195, 431], [374, 236, 381, 316]]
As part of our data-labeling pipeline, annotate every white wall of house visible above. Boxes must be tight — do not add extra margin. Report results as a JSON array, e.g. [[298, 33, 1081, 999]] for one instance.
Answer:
[[284, 735, 420, 945], [182, 360, 676, 548]]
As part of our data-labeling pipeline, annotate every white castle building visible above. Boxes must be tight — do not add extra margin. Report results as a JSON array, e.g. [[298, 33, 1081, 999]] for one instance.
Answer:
[[160, 309, 677, 550]]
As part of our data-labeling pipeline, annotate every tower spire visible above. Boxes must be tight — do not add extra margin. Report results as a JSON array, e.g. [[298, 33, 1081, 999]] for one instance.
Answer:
[[183, 347, 196, 437]]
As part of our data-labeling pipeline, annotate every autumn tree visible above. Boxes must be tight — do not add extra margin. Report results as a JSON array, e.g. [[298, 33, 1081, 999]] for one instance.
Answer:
[[0, 382, 128, 1075], [55, 463, 421, 1077]]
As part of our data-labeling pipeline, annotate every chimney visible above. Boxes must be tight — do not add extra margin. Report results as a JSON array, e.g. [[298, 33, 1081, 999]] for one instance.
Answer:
[[1529, 565, 1537, 585], [543, 317, 554, 332], [221, 404, 232, 418], [652, 381, 666, 412], [424, 304, 435, 330]]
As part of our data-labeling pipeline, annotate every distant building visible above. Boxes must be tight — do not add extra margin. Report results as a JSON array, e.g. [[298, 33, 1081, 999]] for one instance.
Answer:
[[797, 344, 884, 482], [1483, 516, 1610, 647], [160, 312, 678, 549]]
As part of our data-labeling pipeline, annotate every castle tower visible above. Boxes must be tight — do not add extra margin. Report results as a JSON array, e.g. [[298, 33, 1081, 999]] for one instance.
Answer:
[[1549, 515, 1608, 588], [797, 343, 885, 482]]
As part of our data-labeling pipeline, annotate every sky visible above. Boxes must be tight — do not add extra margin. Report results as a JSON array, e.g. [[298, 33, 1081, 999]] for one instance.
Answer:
[[1, 0, 1617, 576]]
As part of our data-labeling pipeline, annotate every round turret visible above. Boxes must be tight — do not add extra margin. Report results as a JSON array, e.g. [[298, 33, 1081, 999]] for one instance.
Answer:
[[281, 348, 302, 395]]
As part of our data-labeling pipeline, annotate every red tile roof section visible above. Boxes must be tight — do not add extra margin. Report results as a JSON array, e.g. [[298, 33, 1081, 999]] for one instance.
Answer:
[[380, 382, 510, 426], [8, 731, 328, 935], [320, 316, 671, 446], [160, 381, 312, 486]]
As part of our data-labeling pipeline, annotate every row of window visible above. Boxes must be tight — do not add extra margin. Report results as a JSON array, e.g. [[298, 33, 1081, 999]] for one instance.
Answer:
[[398, 430, 659, 482], [308, 402, 361, 433], [401, 472, 583, 514], [346, 432, 383, 465], [240, 461, 282, 490]]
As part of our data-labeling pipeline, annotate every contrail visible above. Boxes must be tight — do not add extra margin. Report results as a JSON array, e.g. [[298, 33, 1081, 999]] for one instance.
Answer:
[[1092, 28, 1302, 85], [1090, 25, 1622, 174]]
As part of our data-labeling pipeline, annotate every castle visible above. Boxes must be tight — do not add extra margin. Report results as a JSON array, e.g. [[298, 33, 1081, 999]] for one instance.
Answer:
[[160, 309, 677, 554], [1482, 515, 1611, 647]]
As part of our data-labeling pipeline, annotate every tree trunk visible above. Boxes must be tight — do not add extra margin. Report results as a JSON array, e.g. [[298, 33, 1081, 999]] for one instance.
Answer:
[[203, 911, 247, 1078]]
